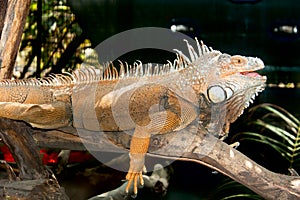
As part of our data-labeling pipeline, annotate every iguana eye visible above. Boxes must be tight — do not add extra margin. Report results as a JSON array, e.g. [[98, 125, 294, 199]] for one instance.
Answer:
[[231, 55, 246, 66]]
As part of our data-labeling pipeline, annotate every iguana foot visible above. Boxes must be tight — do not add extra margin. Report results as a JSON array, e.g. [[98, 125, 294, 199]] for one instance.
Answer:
[[125, 153, 146, 194], [125, 170, 144, 194]]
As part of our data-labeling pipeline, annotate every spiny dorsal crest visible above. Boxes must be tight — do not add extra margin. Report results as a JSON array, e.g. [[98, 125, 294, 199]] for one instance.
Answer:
[[173, 38, 220, 64], [0, 39, 219, 87], [72, 38, 220, 82]]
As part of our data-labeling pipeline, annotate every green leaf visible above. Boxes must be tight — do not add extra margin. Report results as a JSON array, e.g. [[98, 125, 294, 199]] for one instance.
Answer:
[[221, 194, 262, 200], [254, 120, 295, 144], [252, 103, 299, 128], [237, 103, 300, 169]]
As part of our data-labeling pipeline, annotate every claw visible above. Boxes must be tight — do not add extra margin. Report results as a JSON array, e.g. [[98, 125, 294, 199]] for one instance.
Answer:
[[134, 175, 138, 194], [125, 173, 133, 193], [125, 171, 144, 194], [139, 172, 144, 186]]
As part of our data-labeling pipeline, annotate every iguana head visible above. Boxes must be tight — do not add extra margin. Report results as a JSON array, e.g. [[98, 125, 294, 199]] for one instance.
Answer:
[[175, 39, 267, 136]]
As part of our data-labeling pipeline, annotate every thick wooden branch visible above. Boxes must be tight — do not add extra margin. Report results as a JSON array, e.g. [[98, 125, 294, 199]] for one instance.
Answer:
[[0, 118, 69, 199], [0, 0, 8, 37], [1, 118, 300, 199], [0, 179, 69, 199], [34, 125, 300, 199], [153, 133, 300, 200], [0, 0, 31, 79], [0, 118, 48, 180]]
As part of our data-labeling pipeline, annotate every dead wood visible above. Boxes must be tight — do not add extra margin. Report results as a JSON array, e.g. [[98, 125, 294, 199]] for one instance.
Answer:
[[0, 178, 69, 199], [0, 0, 31, 79], [0, 118, 300, 199], [0, 118, 69, 199], [0, 0, 8, 37]]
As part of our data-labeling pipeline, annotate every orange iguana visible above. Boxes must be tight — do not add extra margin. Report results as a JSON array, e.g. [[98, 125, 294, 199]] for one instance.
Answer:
[[0, 39, 266, 194]]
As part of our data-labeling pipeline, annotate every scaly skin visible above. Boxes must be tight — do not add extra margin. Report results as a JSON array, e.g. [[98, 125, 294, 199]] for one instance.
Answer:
[[0, 39, 266, 195]]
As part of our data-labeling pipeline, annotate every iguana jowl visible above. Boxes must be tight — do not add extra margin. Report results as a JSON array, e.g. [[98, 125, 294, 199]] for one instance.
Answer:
[[0, 39, 266, 194]]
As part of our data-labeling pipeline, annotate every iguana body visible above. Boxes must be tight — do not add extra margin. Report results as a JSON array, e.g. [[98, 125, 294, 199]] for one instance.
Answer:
[[0, 39, 266, 194]]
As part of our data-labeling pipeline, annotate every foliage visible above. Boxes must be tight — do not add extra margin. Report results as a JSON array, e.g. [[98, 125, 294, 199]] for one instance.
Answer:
[[16, 0, 90, 78], [233, 103, 300, 170]]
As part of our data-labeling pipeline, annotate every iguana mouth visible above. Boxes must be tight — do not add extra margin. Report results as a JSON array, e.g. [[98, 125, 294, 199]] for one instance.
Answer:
[[240, 71, 263, 78], [239, 65, 267, 80], [238, 56, 266, 79]]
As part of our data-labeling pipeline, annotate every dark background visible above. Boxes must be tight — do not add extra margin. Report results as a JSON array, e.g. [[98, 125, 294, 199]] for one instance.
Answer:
[[66, 0, 300, 114], [61, 0, 300, 199], [68, 0, 300, 66]]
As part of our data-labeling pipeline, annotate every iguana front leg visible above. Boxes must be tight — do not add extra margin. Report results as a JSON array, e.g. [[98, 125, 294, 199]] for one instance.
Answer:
[[126, 110, 182, 194], [116, 84, 198, 194], [125, 126, 149, 194]]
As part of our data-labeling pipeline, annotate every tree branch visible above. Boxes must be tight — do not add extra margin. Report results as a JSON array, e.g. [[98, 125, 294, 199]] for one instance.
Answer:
[[0, 0, 8, 37], [0, 118, 48, 180], [1, 118, 300, 199], [0, 118, 69, 199], [0, 0, 31, 79]]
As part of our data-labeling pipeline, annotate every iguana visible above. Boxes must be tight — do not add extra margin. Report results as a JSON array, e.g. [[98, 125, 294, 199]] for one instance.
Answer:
[[0, 39, 266, 194]]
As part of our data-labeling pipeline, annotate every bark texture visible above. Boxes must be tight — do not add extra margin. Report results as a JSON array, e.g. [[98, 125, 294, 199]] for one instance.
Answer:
[[0, 0, 31, 79], [0, 118, 69, 199], [1, 118, 299, 199]]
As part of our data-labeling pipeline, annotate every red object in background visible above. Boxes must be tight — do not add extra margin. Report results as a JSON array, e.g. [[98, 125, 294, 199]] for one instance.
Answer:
[[1, 145, 15, 163], [40, 149, 58, 165], [68, 151, 93, 163], [0, 145, 93, 165]]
